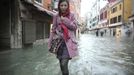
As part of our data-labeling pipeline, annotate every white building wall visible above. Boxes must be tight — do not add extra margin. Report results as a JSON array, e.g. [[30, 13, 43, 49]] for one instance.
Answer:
[[87, 0, 108, 30]]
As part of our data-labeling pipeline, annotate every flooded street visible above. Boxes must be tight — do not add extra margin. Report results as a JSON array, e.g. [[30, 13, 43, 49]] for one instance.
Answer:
[[0, 34, 134, 75], [0, 0, 134, 75], [69, 34, 134, 75]]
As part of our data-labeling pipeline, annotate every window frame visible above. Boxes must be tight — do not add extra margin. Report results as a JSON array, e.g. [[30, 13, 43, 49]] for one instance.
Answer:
[[118, 15, 122, 22]]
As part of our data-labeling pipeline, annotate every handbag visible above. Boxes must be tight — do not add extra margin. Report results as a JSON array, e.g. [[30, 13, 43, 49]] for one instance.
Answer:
[[49, 36, 63, 54]]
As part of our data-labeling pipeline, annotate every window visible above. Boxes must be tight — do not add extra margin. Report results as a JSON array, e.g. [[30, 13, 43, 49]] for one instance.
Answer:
[[113, 17, 117, 23], [35, 0, 42, 3], [92, 23, 95, 26], [110, 19, 113, 24], [104, 11, 107, 18], [111, 7, 117, 13], [110, 17, 117, 24], [100, 13, 103, 20], [118, 15, 121, 22]]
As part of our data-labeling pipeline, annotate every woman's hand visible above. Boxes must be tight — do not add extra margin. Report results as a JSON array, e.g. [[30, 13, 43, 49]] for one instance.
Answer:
[[60, 16, 64, 21], [60, 16, 70, 26], [61, 16, 69, 22]]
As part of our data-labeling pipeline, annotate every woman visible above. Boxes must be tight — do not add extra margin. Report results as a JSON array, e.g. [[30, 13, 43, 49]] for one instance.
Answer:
[[48, 0, 78, 75]]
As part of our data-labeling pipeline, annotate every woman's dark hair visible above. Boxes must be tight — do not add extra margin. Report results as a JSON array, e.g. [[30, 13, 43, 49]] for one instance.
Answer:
[[58, 0, 70, 16]]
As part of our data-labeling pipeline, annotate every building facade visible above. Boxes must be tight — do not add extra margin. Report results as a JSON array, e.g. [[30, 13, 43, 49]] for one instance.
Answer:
[[88, 0, 108, 31], [21, 0, 53, 46], [108, 0, 132, 37], [0, 0, 53, 50], [88, 1, 99, 30], [98, 4, 109, 28], [89, 0, 132, 37]]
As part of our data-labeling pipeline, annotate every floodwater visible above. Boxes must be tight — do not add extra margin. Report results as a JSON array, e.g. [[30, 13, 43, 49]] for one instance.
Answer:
[[0, 34, 134, 75]]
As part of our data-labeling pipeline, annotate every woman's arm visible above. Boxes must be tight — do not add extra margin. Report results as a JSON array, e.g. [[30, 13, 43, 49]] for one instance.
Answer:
[[48, 15, 57, 48]]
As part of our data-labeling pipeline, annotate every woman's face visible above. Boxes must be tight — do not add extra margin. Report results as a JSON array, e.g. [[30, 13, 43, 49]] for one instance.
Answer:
[[59, 1, 68, 13]]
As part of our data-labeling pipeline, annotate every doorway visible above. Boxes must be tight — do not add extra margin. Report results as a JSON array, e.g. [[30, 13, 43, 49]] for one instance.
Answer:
[[0, 0, 12, 50]]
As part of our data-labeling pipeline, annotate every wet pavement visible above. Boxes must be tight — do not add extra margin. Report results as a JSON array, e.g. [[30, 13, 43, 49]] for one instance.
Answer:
[[0, 34, 134, 75], [71, 34, 134, 75]]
